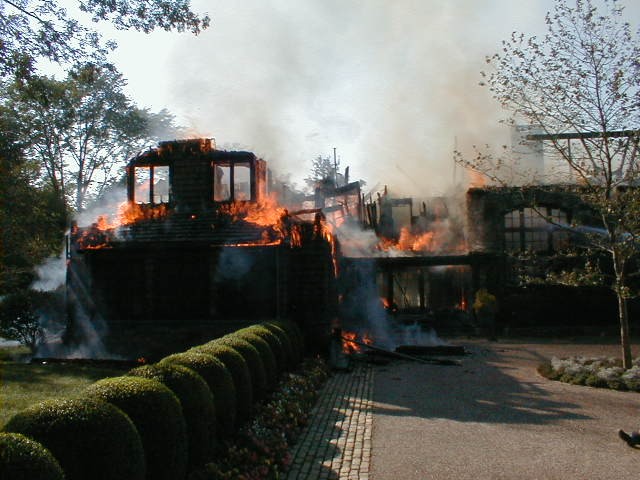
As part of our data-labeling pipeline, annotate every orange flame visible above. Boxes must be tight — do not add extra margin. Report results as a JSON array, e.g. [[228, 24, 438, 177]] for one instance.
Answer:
[[342, 330, 373, 354]]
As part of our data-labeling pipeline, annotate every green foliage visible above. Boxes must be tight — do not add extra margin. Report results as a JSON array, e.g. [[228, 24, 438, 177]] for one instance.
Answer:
[[0, 432, 65, 480], [0, 290, 49, 352], [238, 325, 286, 373], [472, 288, 497, 316], [190, 343, 253, 426], [0, 103, 67, 292], [84, 376, 187, 480], [234, 331, 278, 388], [3, 397, 145, 480], [0, 0, 210, 79], [128, 363, 218, 469], [191, 357, 330, 480], [261, 322, 300, 370], [216, 336, 268, 401], [159, 351, 236, 438]]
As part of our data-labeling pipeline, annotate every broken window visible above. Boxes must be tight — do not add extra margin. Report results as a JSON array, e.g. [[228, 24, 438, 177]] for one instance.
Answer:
[[212, 161, 254, 202], [134, 165, 170, 204], [504, 206, 569, 252]]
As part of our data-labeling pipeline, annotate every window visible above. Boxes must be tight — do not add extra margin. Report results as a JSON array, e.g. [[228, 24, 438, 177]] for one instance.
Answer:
[[134, 165, 170, 204], [504, 206, 569, 252], [213, 161, 253, 202]]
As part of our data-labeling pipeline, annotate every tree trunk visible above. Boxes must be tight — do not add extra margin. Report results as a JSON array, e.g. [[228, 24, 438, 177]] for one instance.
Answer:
[[617, 292, 633, 369]]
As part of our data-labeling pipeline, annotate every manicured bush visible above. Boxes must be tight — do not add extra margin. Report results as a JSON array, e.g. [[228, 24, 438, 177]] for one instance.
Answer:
[[268, 320, 304, 362], [0, 432, 65, 480], [235, 331, 278, 387], [128, 363, 218, 469], [191, 342, 253, 425], [239, 325, 286, 373], [84, 376, 187, 480], [159, 351, 236, 437], [261, 322, 297, 368], [3, 397, 145, 480], [217, 336, 267, 401]]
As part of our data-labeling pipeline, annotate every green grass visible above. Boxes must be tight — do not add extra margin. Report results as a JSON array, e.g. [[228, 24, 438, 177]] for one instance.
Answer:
[[0, 360, 129, 429]]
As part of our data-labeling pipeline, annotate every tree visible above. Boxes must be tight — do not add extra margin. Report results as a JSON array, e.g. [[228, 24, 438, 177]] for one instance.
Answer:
[[0, 0, 210, 79], [305, 155, 341, 191], [459, 0, 640, 368], [4, 63, 179, 210], [0, 102, 67, 293]]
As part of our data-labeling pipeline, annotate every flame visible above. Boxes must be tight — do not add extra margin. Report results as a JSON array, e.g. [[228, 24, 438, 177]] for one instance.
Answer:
[[222, 193, 286, 227], [468, 170, 487, 188], [342, 330, 373, 354], [94, 202, 169, 231], [377, 225, 467, 254]]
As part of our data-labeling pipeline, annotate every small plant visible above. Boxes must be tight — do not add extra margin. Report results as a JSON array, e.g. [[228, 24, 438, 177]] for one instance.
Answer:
[[539, 356, 640, 392], [0, 432, 65, 480], [159, 351, 237, 437], [128, 362, 219, 469], [84, 376, 188, 480], [3, 397, 145, 480], [191, 342, 253, 425]]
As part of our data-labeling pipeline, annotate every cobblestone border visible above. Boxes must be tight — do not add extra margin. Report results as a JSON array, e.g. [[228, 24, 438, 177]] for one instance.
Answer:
[[286, 363, 374, 480]]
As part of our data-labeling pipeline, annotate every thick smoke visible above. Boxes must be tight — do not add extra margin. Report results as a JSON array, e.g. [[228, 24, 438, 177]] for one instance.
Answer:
[[155, 0, 560, 197]]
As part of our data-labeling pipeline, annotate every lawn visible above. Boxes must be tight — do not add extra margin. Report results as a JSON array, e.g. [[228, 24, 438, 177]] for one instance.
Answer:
[[0, 347, 130, 428]]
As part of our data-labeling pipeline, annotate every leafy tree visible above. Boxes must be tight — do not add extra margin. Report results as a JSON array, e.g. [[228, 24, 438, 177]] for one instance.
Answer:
[[4, 63, 180, 210], [305, 155, 342, 191], [458, 0, 640, 368], [0, 290, 47, 352], [0, 0, 210, 79], [0, 102, 67, 293]]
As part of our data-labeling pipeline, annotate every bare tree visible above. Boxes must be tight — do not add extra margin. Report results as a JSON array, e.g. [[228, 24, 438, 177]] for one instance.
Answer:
[[458, 0, 640, 368]]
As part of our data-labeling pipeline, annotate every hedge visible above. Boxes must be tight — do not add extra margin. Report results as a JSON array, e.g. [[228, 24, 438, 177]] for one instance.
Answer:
[[158, 351, 236, 437], [128, 363, 218, 469], [233, 330, 278, 388], [190, 343, 253, 424], [238, 325, 287, 373], [0, 432, 65, 480], [216, 336, 268, 401], [84, 376, 187, 480], [3, 397, 145, 480], [265, 320, 304, 363], [261, 322, 297, 368]]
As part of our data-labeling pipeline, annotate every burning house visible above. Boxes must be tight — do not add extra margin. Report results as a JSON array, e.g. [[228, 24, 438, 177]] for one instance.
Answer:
[[66, 139, 338, 356]]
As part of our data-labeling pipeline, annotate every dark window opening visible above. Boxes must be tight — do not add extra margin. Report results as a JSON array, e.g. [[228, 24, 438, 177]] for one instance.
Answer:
[[504, 206, 569, 252]]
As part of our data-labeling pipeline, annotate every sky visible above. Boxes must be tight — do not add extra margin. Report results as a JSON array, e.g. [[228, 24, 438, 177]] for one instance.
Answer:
[[67, 0, 640, 197]]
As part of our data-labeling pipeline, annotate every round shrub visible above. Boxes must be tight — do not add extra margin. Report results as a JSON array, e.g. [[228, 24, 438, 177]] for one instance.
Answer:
[[159, 351, 236, 437], [235, 331, 278, 387], [84, 376, 187, 480], [3, 397, 144, 480], [262, 322, 297, 368], [0, 432, 64, 480], [239, 325, 287, 373], [268, 320, 304, 361], [217, 336, 267, 401], [191, 342, 253, 424], [128, 363, 218, 469]]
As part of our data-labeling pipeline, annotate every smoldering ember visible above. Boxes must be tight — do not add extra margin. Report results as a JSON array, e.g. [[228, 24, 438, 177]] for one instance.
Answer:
[[34, 133, 634, 361]]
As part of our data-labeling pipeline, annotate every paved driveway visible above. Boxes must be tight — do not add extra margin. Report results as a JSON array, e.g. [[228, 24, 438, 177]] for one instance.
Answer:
[[371, 340, 640, 479]]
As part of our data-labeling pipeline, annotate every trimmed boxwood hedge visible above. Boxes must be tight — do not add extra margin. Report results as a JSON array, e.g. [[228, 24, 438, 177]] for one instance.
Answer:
[[159, 351, 236, 437], [261, 322, 297, 368], [128, 363, 218, 469], [217, 336, 268, 401], [190, 343, 253, 425], [0, 432, 65, 480], [233, 331, 278, 387], [266, 320, 304, 363], [238, 325, 287, 373], [3, 397, 145, 480], [84, 376, 187, 480]]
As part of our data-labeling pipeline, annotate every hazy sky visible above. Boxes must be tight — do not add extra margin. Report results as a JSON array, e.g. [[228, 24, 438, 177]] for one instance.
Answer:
[[79, 0, 639, 196]]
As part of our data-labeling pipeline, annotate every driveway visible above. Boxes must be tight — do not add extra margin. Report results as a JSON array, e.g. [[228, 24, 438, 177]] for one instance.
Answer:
[[371, 339, 640, 479]]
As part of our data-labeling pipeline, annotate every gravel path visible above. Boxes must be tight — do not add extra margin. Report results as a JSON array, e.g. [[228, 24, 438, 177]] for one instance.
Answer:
[[370, 340, 640, 479]]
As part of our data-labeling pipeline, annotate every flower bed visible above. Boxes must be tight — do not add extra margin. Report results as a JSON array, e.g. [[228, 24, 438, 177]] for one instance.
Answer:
[[538, 356, 640, 391], [189, 357, 330, 480]]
